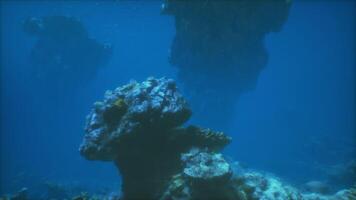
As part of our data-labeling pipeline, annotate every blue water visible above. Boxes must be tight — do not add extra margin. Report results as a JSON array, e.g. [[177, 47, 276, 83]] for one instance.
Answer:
[[1, 0, 355, 197]]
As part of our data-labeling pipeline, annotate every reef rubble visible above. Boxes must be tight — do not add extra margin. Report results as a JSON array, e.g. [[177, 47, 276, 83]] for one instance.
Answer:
[[79, 77, 355, 200]]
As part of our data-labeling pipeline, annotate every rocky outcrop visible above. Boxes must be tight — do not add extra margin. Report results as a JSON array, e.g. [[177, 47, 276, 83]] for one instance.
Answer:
[[79, 77, 355, 200], [161, 0, 292, 129], [79, 77, 231, 199], [23, 16, 112, 89]]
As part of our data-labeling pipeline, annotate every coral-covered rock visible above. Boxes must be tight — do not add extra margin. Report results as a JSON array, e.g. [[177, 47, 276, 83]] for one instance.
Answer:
[[232, 172, 303, 200], [79, 77, 354, 200], [79, 77, 230, 200], [159, 174, 191, 200], [181, 149, 232, 184], [169, 126, 231, 153], [80, 77, 191, 161]]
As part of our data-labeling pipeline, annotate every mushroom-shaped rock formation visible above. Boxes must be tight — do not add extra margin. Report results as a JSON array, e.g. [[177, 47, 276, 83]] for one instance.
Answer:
[[79, 77, 231, 200], [161, 0, 292, 129], [80, 77, 192, 160], [80, 77, 355, 200]]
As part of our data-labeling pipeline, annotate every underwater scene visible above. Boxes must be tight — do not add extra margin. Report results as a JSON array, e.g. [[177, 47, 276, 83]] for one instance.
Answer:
[[0, 0, 355, 199]]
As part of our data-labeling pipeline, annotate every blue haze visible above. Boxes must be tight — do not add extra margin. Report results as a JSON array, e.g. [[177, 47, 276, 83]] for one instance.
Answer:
[[0, 0, 355, 195]]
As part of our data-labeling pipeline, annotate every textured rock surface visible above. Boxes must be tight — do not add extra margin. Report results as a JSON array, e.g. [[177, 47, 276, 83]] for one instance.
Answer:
[[80, 77, 191, 161], [231, 172, 303, 200], [79, 77, 231, 199], [80, 77, 354, 200], [182, 149, 232, 183], [230, 173, 356, 200]]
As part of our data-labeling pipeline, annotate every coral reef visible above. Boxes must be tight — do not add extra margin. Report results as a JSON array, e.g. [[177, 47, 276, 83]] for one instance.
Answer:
[[80, 77, 231, 199], [0, 182, 121, 200], [181, 149, 232, 183], [80, 77, 355, 200], [302, 185, 356, 200], [161, 0, 292, 128]]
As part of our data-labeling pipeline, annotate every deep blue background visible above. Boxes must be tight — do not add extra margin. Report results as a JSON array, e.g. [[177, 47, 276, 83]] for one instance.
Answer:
[[1, 0, 355, 195]]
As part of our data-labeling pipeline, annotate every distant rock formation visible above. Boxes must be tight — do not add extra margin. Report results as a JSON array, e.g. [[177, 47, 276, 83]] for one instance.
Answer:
[[23, 16, 112, 89], [79, 77, 355, 200], [161, 0, 292, 128]]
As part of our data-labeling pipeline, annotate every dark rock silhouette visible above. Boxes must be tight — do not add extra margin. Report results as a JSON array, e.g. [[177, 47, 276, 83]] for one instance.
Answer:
[[162, 0, 291, 129], [23, 16, 112, 89]]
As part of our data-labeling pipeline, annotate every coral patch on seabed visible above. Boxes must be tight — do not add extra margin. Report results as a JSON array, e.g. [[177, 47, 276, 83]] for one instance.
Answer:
[[78, 77, 355, 200]]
